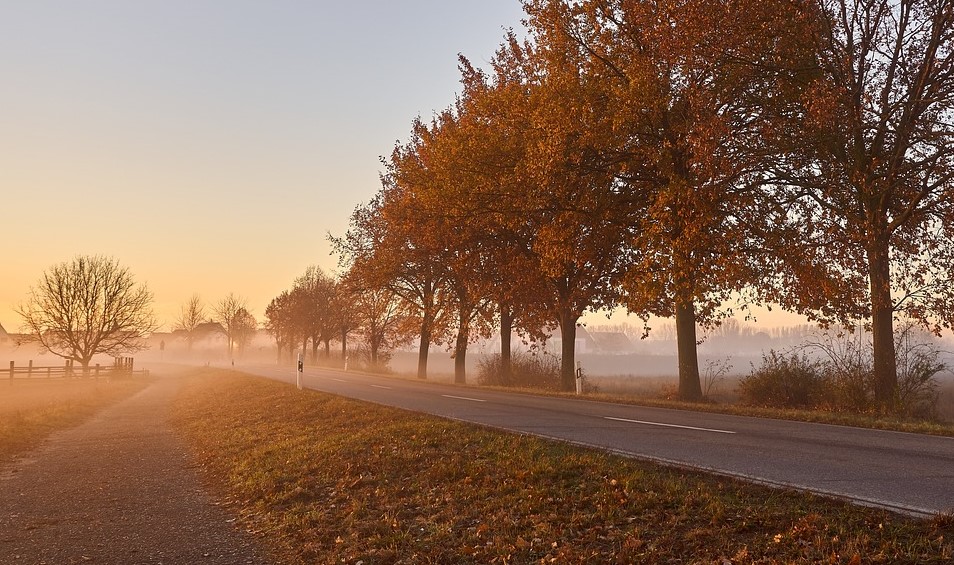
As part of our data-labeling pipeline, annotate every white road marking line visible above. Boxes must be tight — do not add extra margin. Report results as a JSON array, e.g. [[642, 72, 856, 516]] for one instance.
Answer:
[[441, 394, 487, 403], [604, 416, 735, 435], [370, 384, 392, 390], [329, 378, 347, 383]]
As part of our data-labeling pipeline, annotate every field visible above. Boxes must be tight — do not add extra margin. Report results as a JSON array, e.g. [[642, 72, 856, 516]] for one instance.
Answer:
[[0, 377, 149, 458], [173, 369, 954, 564]]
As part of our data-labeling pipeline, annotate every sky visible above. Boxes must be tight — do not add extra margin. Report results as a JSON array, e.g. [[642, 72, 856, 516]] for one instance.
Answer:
[[0, 0, 811, 337], [0, 0, 531, 332]]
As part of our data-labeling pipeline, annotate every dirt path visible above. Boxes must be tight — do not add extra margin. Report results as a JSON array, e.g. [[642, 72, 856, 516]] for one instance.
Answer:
[[0, 374, 276, 565]]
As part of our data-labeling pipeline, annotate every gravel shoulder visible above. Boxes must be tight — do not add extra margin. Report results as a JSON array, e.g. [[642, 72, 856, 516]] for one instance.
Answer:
[[0, 373, 276, 565]]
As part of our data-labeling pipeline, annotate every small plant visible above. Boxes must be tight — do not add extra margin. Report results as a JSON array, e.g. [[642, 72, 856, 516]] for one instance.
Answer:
[[702, 356, 732, 401]]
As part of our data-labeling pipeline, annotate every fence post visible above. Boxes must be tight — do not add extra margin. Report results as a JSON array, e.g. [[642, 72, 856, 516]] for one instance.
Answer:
[[95, 364, 100, 379], [8, 361, 13, 382], [47, 366, 51, 378], [28, 360, 33, 378]]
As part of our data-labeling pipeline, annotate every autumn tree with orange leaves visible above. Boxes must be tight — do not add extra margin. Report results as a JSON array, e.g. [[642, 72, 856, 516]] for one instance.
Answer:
[[521, 0, 814, 400], [387, 111, 500, 384], [331, 175, 452, 380], [457, 30, 631, 392]]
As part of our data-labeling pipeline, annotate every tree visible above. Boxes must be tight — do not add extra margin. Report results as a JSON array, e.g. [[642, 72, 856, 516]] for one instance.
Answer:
[[394, 110, 500, 384], [174, 293, 205, 351], [213, 293, 249, 359], [454, 57, 556, 385], [352, 287, 412, 368], [330, 276, 361, 364], [232, 307, 258, 357], [16, 255, 156, 371], [332, 177, 452, 380], [522, 0, 811, 399], [265, 290, 297, 363], [291, 266, 336, 363], [473, 26, 631, 391], [779, 0, 954, 409]]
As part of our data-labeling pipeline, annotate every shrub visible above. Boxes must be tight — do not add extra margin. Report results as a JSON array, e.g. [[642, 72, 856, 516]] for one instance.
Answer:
[[742, 325, 946, 417], [895, 325, 946, 418], [802, 327, 874, 412], [738, 350, 826, 408], [477, 350, 561, 390]]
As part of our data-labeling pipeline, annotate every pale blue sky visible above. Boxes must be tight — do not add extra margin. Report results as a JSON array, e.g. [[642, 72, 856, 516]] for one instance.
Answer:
[[0, 1, 527, 329]]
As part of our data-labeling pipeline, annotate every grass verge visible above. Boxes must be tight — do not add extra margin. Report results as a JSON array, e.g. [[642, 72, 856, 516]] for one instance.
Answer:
[[0, 377, 150, 458], [173, 369, 953, 564]]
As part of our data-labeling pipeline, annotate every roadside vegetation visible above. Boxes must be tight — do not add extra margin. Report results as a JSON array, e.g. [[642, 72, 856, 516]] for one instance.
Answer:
[[173, 370, 954, 564], [469, 337, 954, 436], [0, 377, 149, 458]]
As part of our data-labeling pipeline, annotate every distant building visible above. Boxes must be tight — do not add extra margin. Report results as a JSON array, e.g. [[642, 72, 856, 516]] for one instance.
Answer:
[[588, 331, 634, 354]]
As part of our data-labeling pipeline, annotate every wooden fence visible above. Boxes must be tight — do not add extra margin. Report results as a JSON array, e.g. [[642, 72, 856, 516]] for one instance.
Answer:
[[6, 358, 149, 381]]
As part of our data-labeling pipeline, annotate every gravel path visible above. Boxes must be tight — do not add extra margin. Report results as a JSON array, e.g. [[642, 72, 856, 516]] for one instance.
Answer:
[[0, 375, 276, 565]]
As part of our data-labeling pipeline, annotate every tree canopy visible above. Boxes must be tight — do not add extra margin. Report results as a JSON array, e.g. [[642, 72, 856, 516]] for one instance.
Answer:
[[330, 0, 954, 408]]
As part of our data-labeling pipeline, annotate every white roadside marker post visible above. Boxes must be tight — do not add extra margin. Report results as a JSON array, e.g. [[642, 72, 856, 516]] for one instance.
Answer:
[[297, 352, 303, 390], [575, 361, 583, 395]]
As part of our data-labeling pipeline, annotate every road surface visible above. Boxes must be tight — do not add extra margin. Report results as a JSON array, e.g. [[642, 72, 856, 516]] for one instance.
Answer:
[[243, 363, 954, 518]]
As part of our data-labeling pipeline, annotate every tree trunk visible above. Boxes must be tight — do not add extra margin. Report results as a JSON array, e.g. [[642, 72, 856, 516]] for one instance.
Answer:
[[454, 314, 469, 385], [558, 308, 578, 392], [311, 338, 319, 363], [675, 299, 703, 401], [417, 320, 431, 380], [340, 329, 348, 364], [301, 337, 308, 364], [499, 303, 513, 386], [868, 236, 897, 410], [323, 339, 331, 358]]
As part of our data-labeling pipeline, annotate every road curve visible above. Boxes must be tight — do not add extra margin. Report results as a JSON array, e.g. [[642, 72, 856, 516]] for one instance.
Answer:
[[242, 363, 954, 518]]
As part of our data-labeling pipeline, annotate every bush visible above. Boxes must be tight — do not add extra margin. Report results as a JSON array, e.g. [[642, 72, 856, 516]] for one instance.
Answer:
[[802, 327, 874, 412], [895, 325, 945, 418], [741, 325, 946, 417], [477, 350, 561, 390], [738, 350, 827, 408]]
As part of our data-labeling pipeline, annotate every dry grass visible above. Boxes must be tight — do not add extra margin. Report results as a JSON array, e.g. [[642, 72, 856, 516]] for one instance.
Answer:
[[173, 369, 954, 564], [0, 377, 150, 458]]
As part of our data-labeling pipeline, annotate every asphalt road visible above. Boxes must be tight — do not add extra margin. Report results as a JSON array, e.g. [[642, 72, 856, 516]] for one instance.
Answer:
[[243, 363, 954, 518]]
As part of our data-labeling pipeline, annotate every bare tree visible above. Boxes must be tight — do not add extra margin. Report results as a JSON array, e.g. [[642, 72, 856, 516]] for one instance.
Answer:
[[16, 255, 156, 371], [174, 293, 205, 351], [213, 293, 249, 359]]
